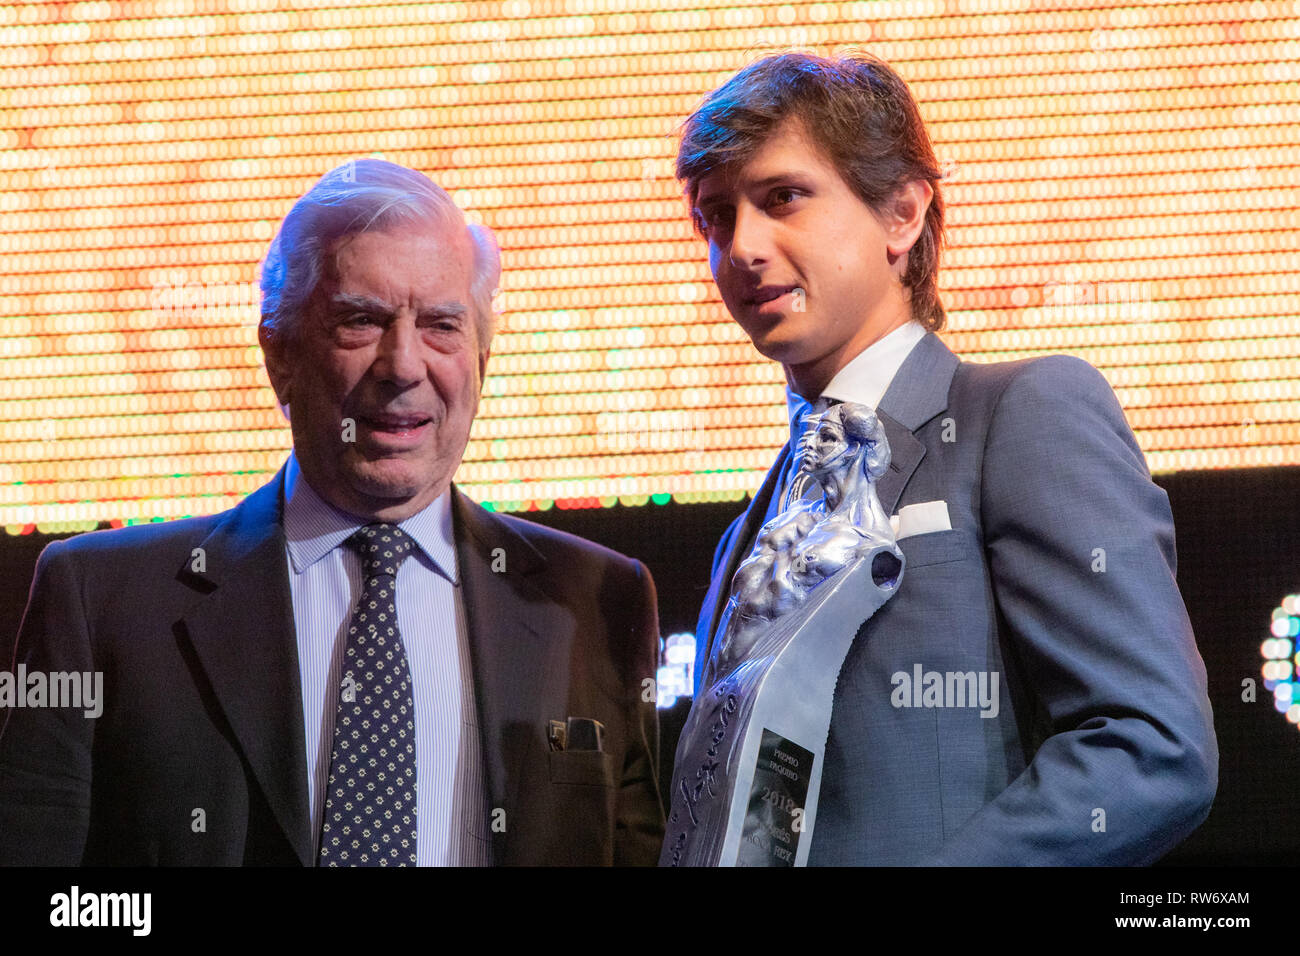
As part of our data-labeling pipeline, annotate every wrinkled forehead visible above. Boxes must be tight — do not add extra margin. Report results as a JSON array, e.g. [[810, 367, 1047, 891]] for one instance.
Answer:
[[324, 215, 473, 280]]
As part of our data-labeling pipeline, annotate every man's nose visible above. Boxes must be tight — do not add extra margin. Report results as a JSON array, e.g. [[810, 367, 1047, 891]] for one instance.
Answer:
[[373, 313, 424, 386], [728, 203, 770, 269]]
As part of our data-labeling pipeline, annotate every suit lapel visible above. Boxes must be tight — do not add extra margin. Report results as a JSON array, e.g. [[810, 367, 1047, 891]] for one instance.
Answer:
[[178, 474, 574, 867], [699, 332, 960, 658], [697, 447, 790, 669], [874, 331, 960, 514], [452, 489, 568, 864], [874, 411, 926, 517], [179, 463, 313, 866]]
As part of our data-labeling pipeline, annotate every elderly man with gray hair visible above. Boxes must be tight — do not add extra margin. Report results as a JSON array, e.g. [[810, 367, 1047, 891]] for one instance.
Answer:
[[0, 159, 664, 867]]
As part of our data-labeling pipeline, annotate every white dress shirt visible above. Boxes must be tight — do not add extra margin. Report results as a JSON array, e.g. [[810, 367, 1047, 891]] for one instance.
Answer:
[[786, 319, 928, 448], [280, 451, 491, 866]]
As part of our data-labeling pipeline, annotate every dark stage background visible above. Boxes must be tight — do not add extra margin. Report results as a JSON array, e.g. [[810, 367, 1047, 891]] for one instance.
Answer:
[[3, 463, 1297, 865]]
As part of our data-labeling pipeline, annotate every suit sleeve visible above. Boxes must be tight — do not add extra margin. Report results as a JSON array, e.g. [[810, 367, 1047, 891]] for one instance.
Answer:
[[926, 356, 1218, 865], [613, 557, 666, 865], [0, 539, 95, 866]]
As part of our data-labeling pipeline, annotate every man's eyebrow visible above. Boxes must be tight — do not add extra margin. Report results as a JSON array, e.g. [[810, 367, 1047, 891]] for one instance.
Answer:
[[417, 302, 469, 321], [328, 293, 393, 316], [695, 183, 730, 208], [747, 172, 810, 190], [697, 172, 810, 206], [328, 293, 468, 321]]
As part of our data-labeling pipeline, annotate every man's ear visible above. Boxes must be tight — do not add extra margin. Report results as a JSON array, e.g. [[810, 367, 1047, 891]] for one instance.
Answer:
[[882, 179, 933, 266], [258, 322, 293, 411], [477, 347, 490, 392]]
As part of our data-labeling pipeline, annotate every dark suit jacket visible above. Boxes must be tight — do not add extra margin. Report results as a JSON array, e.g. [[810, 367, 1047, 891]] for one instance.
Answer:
[[0, 464, 664, 865], [693, 332, 1218, 864]]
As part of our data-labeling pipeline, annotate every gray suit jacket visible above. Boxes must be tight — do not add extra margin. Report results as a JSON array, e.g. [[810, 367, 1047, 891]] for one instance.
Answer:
[[0, 464, 664, 865], [694, 332, 1218, 864]]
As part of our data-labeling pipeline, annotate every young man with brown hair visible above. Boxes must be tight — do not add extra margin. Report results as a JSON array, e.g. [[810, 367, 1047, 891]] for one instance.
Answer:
[[677, 52, 1216, 865]]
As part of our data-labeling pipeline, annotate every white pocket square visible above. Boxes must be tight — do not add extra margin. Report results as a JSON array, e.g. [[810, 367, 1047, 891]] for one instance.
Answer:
[[890, 500, 952, 540]]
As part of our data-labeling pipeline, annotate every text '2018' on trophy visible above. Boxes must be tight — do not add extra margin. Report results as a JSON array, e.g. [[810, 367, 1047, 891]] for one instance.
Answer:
[[661, 402, 905, 867]]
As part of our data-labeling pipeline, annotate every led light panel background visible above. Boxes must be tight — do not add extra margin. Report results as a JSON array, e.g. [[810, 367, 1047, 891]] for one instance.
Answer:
[[2, 0, 1298, 531]]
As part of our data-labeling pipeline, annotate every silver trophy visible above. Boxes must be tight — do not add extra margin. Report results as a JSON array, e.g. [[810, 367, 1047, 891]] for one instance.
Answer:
[[661, 402, 904, 866]]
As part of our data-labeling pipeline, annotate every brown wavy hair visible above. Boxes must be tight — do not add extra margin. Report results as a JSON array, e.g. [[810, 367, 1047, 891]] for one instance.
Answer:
[[676, 51, 947, 331]]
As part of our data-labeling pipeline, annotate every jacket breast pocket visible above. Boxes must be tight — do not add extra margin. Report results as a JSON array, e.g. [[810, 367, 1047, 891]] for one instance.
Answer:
[[545, 750, 618, 865], [898, 529, 974, 569], [548, 750, 616, 787]]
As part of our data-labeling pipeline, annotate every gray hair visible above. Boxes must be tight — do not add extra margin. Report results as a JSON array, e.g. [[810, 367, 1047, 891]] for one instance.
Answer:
[[259, 158, 500, 350]]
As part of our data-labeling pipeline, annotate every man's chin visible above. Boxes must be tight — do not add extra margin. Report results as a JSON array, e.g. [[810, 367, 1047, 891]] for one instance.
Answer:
[[734, 313, 806, 358], [343, 462, 446, 514], [748, 331, 814, 366]]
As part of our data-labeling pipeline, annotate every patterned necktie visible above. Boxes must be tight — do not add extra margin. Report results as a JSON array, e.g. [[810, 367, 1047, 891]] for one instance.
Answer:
[[319, 523, 418, 867]]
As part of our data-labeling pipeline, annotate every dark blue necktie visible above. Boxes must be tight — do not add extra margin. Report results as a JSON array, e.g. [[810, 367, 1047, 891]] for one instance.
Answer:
[[318, 523, 418, 867]]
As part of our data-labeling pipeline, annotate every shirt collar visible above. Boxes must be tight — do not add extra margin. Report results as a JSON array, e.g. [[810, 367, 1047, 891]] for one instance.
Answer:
[[281, 449, 458, 584], [785, 319, 927, 447]]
